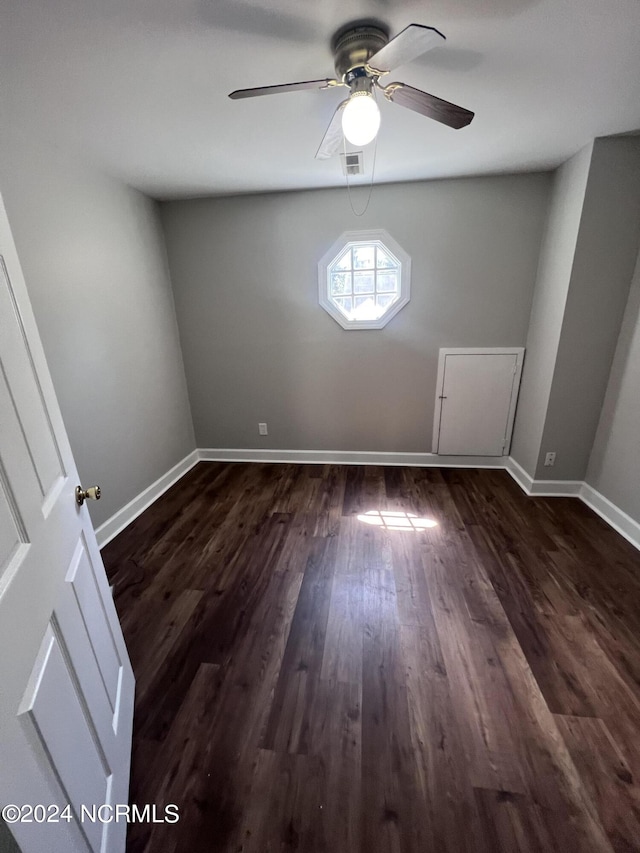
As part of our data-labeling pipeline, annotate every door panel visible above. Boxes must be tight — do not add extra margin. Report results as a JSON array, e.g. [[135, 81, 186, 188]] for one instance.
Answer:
[[0, 193, 135, 853], [0, 257, 65, 499], [436, 352, 521, 456], [57, 539, 122, 738], [19, 625, 110, 853], [66, 539, 123, 713], [0, 363, 44, 533]]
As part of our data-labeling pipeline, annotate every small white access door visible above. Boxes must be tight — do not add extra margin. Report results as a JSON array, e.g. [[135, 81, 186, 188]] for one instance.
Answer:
[[0, 194, 135, 853], [433, 348, 524, 456]]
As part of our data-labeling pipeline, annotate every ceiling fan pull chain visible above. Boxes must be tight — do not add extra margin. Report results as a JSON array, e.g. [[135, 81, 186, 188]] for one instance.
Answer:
[[345, 91, 379, 217]]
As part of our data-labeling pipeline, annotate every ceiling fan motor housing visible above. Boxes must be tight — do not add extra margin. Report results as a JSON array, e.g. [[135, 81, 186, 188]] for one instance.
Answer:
[[332, 24, 389, 79]]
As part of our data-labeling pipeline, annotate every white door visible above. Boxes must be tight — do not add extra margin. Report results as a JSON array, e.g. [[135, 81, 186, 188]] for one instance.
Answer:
[[0, 194, 135, 853], [434, 349, 524, 456]]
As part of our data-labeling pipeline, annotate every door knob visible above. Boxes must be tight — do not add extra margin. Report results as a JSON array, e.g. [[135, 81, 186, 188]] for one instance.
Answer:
[[76, 485, 101, 506]]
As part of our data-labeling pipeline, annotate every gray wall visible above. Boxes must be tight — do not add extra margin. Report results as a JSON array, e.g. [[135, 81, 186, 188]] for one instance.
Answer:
[[536, 137, 640, 479], [161, 174, 550, 452], [586, 248, 640, 522], [0, 139, 195, 526], [510, 144, 592, 476]]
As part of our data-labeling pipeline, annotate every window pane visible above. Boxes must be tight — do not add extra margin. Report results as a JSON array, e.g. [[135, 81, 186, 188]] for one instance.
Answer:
[[334, 249, 351, 271], [377, 293, 396, 310], [334, 296, 353, 316], [330, 271, 352, 296], [354, 271, 375, 294], [377, 271, 398, 293], [354, 295, 374, 308], [354, 295, 380, 320], [353, 245, 375, 269], [376, 247, 396, 269]]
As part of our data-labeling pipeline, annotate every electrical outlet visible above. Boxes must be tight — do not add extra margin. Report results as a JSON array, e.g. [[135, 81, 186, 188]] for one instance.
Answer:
[[258, 422, 268, 436], [544, 451, 556, 467]]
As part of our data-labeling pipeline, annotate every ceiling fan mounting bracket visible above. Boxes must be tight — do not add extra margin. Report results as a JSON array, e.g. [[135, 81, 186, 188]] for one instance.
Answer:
[[381, 82, 401, 100], [332, 24, 390, 79]]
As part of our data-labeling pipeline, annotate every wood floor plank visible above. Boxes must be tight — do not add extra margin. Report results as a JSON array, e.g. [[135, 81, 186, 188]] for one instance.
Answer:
[[306, 680, 362, 852], [99, 463, 640, 853], [127, 588, 204, 705], [554, 714, 640, 853], [320, 572, 363, 684], [361, 616, 428, 853], [424, 543, 530, 794], [260, 536, 336, 754], [312, 465, 346, 538], [235, 750, 329, 853], [399, 623, 485, 852], [150, 563, 305, 852], [342, 465, 385, 517], [473, 787, 561, 853], [127, 662, 223, 853]]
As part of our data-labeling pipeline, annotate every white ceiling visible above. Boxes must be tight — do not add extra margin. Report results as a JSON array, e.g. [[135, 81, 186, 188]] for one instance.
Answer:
[[2, 0, 640, 199]]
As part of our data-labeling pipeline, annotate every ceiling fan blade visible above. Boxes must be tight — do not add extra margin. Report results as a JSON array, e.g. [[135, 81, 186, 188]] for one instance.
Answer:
[[383, 83, 474, 129], [229, 79, 336, 99], [367, 24, 445, 74], [315, 100, 349, 160]]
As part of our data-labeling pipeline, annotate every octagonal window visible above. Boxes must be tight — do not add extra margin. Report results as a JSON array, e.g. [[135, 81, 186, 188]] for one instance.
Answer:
[[318, 230, 411, 330]]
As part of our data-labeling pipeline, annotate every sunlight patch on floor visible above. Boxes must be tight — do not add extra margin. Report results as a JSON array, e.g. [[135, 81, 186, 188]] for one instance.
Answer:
[[357, 509, 438, 532]]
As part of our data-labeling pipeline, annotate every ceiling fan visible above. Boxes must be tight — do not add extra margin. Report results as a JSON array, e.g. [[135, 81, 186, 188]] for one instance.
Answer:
[[229, 21, 475, 160]]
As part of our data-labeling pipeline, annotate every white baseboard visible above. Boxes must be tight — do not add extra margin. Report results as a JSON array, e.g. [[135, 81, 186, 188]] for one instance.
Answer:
[[505, 457, 582, 497], [506, 457, 639, 551], [197, 448, 506, 468], [579, 482, 640, 552], [95, 448, 639, 556], [505, 456, 535, 494], [530, 480, 582, 497], [95, 450, 199, 549]]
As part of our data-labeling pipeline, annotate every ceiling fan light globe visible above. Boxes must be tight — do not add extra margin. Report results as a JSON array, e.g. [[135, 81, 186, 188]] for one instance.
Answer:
[[341, 94, 381, 146]]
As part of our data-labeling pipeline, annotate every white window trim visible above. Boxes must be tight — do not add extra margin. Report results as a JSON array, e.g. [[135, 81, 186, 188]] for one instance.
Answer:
[[318, 229, 411, 330]]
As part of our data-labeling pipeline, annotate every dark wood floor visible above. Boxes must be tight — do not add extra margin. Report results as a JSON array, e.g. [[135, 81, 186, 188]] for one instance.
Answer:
[[102, 462, 640, 853]]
